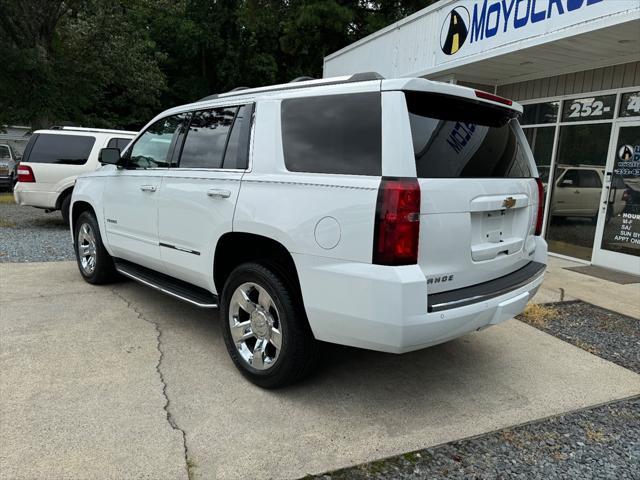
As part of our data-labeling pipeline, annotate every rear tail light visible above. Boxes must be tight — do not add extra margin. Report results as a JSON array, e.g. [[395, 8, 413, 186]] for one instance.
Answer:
[[475, 90, 513, 106], [373, 177, 421, 266], [17, 165, 35, 183], [535, 178, 544, 236]]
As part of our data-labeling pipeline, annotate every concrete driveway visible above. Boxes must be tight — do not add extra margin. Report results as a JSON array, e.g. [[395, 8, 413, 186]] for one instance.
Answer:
[[1, 262, 639, 479]]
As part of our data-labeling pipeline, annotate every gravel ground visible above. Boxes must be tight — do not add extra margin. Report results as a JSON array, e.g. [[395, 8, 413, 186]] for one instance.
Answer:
[[313, 302, 640, 480], [521, 301, 640, 374], [0, 193, 74, 262]]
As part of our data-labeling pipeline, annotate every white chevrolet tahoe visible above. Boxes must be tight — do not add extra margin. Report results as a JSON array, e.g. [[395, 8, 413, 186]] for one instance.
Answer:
[[70, 74, 547, 388], [14, 127, 135, 223]]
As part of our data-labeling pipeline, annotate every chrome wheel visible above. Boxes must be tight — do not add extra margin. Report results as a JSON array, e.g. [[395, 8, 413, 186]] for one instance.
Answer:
[[228, 282, 282, 371], [77, 222, 97, 275]]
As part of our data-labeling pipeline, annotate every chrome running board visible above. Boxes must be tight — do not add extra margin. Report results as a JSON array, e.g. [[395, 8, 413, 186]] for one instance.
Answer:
[[114, 259, 219, 309]]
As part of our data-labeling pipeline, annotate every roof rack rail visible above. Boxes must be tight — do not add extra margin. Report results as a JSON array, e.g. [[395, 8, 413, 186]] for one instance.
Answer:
[[229, 86, 250, 92], [290, 76, 315, 83], [197, 72, 384, 102], [48, 126, 138, 135]]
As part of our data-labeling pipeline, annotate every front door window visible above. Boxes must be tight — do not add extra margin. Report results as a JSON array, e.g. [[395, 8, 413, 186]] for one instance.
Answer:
[[128, 113, 190, 169]]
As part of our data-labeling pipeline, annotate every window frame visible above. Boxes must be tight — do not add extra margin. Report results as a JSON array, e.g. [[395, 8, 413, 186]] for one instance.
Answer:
[[172, 102, 255, 172]]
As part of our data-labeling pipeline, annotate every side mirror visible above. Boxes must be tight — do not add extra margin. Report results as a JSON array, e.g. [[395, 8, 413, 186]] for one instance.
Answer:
[[559, 178, 574, 187], [99, 148, 121, 165]]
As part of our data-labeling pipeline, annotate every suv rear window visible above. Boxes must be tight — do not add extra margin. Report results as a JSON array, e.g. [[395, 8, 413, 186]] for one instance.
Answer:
[[405, 92, 531, 178], [0, 146, 10, 158], [281, 92, 381, 176], [25, 134, 95, 165]]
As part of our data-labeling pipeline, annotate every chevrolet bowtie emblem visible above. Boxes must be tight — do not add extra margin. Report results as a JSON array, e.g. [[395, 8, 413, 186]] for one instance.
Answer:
[[502, 197, 516, 209]]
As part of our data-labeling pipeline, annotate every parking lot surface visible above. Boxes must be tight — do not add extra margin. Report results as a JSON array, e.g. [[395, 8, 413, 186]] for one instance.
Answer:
[[0, 194, 73, 262], [2, 262, 639, 479]]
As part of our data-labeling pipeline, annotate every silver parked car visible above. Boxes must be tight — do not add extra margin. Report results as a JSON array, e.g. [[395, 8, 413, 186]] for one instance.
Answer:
[[0, 144, 19, 191]]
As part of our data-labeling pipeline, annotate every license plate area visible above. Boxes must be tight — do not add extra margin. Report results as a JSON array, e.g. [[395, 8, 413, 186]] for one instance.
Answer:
[[470, 208, 526, 261]]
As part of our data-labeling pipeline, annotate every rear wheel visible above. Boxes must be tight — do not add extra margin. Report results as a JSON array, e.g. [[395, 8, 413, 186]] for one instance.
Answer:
[[60, 194, 71, 225], [221, 262, 319, 388], [74, 211, 118, 284]]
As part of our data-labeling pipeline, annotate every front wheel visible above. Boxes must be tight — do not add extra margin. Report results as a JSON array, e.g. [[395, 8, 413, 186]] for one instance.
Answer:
[[74, 211, 118, 284], [221, 262, 319, 388]]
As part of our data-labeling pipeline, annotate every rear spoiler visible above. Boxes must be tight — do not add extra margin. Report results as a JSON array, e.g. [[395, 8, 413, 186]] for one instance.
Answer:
[[382, 78, 523, 115]]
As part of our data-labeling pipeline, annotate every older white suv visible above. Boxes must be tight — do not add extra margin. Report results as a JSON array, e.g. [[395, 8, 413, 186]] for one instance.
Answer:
[[70, 74, 547, 388], [14, 127, 135, 223]]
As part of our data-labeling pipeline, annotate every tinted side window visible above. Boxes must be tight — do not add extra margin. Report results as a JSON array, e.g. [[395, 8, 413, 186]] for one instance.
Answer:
[[179, 107, 237, 169], [25, 134, 95, 165], [0, 146, 10, 158], [107, 137, 132, 150], [223, 104, 253, 169], [578, 170, 601, 188], [129, 113, 189, 169], [281, 92, 382, 176]]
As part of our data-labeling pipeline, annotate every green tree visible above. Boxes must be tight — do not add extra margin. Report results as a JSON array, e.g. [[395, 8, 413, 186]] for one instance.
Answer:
[[0, 0, 166, 129], [0, 0, 436, 129]]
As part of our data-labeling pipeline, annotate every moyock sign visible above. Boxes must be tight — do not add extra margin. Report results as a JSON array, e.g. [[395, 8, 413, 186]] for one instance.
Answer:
[[438, 0, 634, 59]]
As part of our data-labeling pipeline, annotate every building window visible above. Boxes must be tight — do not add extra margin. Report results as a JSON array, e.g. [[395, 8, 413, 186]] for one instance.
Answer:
[[521, 101, 559, 125], [619, 91, 640, 118], [561, 94, 616, 122]]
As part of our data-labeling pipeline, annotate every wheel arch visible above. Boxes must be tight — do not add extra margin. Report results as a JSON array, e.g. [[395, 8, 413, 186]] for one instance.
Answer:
[[213, 232, 302, 300], [70, 200, 97, 243], [55, 186, 75, 210]]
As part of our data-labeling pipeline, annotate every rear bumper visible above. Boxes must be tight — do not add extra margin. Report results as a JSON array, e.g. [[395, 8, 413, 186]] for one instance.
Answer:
[[0, 175, 14, 188], [294, 238, 547, 353], [13, 184, 57, 209]]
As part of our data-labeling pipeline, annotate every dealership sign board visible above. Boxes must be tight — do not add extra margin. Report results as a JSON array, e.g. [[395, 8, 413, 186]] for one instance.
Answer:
[[438, 0, 634, 61], [324, 0, 638, 79]]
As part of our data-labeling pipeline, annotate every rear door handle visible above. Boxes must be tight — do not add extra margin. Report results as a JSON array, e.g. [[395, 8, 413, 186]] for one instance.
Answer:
[[140, 185, 157, 192], [207, 189, 231, 198]]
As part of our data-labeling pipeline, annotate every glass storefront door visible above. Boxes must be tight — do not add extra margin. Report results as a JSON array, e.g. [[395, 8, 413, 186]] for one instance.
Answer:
[[544, 123, 612, 260], [521, 89, 640, 274], [592, 121, 640, 274]]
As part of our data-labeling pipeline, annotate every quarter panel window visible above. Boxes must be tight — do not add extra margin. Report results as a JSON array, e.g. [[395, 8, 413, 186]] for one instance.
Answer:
[[128, 113, 189, 169], [24, 134, 95, 165], [223, 104, 253, 169], [179, 107, 237, 169], [281, 92, 382, 176]]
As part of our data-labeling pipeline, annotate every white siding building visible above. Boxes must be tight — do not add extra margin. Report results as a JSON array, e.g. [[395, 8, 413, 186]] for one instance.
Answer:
[[324, 0, 640, 275]]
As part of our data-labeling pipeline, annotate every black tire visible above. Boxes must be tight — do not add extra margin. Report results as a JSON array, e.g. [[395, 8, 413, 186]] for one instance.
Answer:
[[221, 262, 319, 388], [74, 211, 118, 284], [60, 194, 71, 225]]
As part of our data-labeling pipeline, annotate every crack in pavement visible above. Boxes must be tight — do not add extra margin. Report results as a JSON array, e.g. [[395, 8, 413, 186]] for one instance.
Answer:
[[110, 287, 193, 480]]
